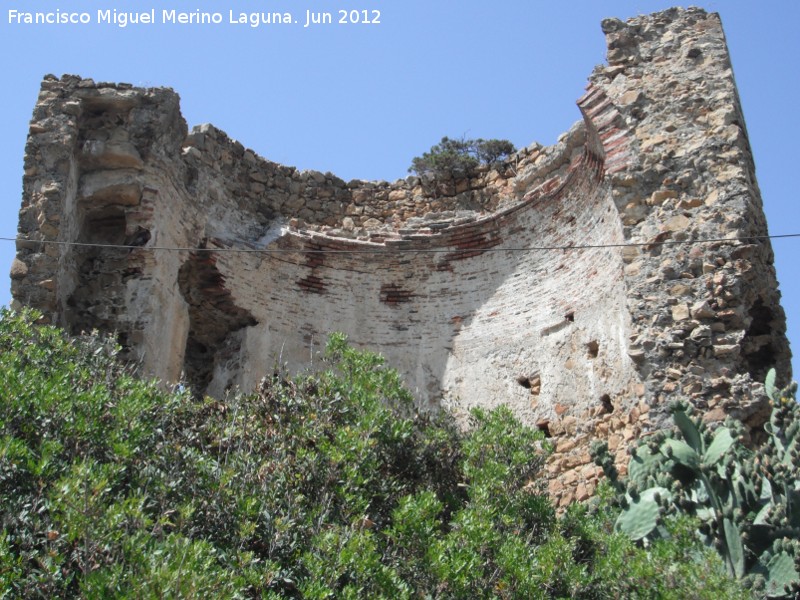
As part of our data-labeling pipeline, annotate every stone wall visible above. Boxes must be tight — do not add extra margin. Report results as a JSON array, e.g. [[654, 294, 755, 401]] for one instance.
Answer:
[[10, 7, 791, 505]]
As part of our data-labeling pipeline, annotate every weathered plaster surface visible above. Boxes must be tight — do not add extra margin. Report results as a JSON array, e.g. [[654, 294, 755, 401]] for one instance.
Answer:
[[11, 7, 791, 504]]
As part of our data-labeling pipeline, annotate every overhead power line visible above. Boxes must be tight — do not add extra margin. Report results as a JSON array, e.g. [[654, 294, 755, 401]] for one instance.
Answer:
[[0, 233, 798, 255]]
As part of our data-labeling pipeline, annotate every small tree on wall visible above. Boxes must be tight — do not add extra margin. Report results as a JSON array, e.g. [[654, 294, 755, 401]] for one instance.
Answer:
[[474, 138, 516, 165], [409, 136, 515, 178]]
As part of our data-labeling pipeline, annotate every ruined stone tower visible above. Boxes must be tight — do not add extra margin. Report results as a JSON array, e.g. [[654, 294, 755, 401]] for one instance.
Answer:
[[10, 8, 791, 503]]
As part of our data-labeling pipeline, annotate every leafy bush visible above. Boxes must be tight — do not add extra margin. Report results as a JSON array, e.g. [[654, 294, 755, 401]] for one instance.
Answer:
[[593, 369, 800, 599], [474, 138, 517, 166], [0, 309, 749, 597], [408, 136, 515, 178]]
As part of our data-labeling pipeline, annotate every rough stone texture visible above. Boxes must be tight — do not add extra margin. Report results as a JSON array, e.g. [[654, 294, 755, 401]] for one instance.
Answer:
[[10, 8, 792, 504]]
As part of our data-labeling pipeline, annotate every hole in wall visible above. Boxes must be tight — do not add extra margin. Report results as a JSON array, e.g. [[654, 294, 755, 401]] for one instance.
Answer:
[[586, 340, 599, 358], [117, 331, 128, 348], [184, 165, 198, 189], [517, 374, 541, 395], [178, 252, 258, 398], [81, 206, 127, 244], [599, 394, 614, 415], [66, 205, 130, 338], [564, 311, 575, 322], [746, 299, 772, 336], [124, 226, 151, 248], [742, 298, 777, 383], [536, 421, 552, 438]]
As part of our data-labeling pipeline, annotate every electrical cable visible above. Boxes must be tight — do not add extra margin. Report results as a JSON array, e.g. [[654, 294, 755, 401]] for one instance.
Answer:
[[1, 233, 798, 255]]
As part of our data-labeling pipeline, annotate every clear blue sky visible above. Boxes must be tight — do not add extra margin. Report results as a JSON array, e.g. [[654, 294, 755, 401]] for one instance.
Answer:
[[1, 1, 798, 377]]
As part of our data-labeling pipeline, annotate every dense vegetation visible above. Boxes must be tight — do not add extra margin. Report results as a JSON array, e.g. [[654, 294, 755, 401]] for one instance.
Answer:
[[408, 136, 515, 178], [0, 309, 751, 598], [594, 375, 800, 598]]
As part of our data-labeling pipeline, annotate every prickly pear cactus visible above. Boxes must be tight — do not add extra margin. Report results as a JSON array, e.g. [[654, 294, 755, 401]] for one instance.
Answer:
[[592, 369, 800, 598]]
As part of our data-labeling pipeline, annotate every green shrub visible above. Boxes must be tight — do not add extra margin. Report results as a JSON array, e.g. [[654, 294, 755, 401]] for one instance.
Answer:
[[408, 136, 515, 178], [0, 310, 464, 596], [0, 308, 750, 598]]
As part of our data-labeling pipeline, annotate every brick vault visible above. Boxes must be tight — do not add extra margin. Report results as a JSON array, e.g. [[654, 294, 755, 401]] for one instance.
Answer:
[[11, 8, 791, 503]]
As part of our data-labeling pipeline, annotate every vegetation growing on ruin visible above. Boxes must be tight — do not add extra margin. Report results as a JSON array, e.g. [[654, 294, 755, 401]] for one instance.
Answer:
[[0, 309, 749, 598], [408, 136, 516, 178]]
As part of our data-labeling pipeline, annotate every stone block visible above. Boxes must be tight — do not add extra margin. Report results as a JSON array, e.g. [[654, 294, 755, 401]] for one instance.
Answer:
[[10, 258, 28, 280], [81, 139, 143, 170], [671, 303, 690, 321], [79, 170, 142, 206]]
